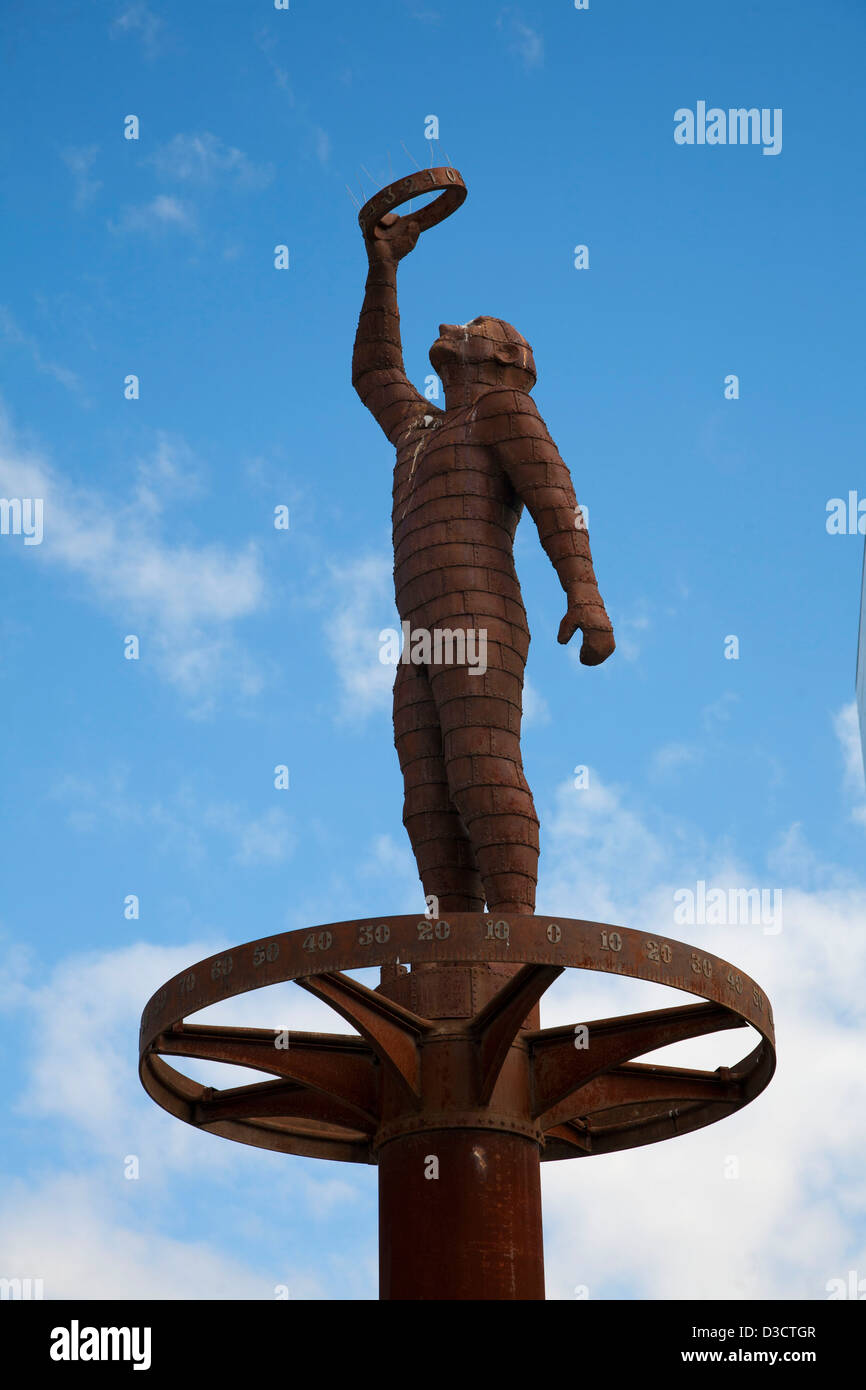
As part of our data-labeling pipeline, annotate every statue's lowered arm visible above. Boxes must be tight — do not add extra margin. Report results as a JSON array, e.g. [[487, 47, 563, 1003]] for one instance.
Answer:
[[473, 387, 615, 666]]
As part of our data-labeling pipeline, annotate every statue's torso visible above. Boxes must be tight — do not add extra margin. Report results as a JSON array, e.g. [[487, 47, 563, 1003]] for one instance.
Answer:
[[391, 404, 526, 630]]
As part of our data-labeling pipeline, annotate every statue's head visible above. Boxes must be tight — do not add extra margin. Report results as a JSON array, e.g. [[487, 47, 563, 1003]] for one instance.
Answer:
[[429, 317, 537, 394]]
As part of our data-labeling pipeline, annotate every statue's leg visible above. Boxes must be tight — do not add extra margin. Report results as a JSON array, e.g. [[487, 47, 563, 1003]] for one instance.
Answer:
[[429, 656, 539, 917], [393, 659, 486, 912]]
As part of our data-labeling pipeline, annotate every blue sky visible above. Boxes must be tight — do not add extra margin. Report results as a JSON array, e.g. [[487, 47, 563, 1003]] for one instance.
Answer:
[[1, 0, 865, 1300]]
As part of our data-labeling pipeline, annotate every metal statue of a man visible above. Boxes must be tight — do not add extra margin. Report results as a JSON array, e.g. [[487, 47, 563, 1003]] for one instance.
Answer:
[[353, 207, 614, 920]]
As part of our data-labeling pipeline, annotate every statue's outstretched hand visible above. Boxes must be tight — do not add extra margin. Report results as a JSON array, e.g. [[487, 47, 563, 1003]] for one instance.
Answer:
[[366, 212, 421, 264], [558, 603, 615, 666]]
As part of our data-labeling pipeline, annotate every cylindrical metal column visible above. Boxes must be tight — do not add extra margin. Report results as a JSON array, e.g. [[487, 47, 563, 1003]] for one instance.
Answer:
[[378, 1127, 544, 1300]]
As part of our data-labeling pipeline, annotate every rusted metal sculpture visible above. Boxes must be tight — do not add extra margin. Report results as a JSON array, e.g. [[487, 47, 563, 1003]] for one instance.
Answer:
[[140, 168, 775, 1301], [353, 174, 614, 921]]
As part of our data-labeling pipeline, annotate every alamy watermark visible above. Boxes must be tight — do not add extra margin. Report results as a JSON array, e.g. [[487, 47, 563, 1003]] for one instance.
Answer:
[[50, 1322, 151, 1370], [0, 1276, 44, 1300], [379, 621, 488, 675], [826, 492, 866, 535], [0, 497, 43, 545], [674, 103, 782, 156], [674, 880, 782, 935]]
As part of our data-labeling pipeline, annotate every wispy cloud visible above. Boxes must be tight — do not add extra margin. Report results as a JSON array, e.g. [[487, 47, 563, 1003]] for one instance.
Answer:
[[496, 8, 544, 70], [0, 414, 265, 705], [324, 552, 397, 720], [581, 604, 649, 665], [701, 691, 740, 729], [49, 770, 296, 867], [402, 1, 441, 22], [255, 29, 332, 167], [146, 132, 274, 190], [649, 740, 702, 779], [835, 700, 866, 825], [132, 432, 205, 517], [201, 804, 296, 866], [312, 127, 331, 166], [110, 2, 163, 59], [522, 674, 550, 725], [0, 306, 83, 396], [61, 145, 102, 209], [112, 194, 196, 235]]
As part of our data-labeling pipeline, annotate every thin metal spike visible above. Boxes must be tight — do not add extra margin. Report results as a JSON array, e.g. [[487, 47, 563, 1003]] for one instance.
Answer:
[[345, 183, 362, 210], [400, 140, 422, 170]]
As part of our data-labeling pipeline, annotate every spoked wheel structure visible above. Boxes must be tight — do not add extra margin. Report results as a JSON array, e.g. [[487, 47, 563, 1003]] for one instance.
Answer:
[[139, 913, 775, 1301]]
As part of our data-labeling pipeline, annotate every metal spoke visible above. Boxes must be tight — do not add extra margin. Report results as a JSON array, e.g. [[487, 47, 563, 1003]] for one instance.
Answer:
[[470, 964, 563, 1104], [528, 1001, 745, 1122], [192, 1076, 378, 1133], [155, 1024, 379, 1119], [295, 971, 432, 1102]]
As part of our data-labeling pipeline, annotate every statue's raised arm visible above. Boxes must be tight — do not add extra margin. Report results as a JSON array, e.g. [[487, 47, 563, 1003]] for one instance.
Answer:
[[352, 213, 434, 444]]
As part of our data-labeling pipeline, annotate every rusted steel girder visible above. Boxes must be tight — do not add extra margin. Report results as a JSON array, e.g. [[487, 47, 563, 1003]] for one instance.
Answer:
[[139, 913, 775, 1299]]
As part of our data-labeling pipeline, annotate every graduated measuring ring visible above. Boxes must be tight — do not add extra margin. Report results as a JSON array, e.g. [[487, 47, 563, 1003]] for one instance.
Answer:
[[358, 166, 467, 236], [140, 913, 775, 1166]]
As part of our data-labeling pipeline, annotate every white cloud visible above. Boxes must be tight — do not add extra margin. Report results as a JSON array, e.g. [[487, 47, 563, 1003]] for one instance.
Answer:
[[110, 2, 163, 58], [0, 1173, 325, 1299], [522, 673, 550, 725], [49, 771, 296, 868], [0, 413, 265, 703], [253, 31, 331, 168], [61, 145, 102, 209], [325, 553, 398, 719], [133, 433, 205, 517], [834, 701, 866, 825], [114, 194, 196, 234], [359, 832, 425, 913], [0, 934, 375, 1298], [0, 938, 358, 1157], [203, 804, 296, 867], [536, 764, 866, 1300], [605, 607, 651, 664], [322, 553, 553, 729], [649, 740, 702, 779], [702, 691, 740, 728], [496, 9, 544, 70], [312, 127, 331, 166], [0, 306, 82, 396], [147, 132, 274, 190]]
